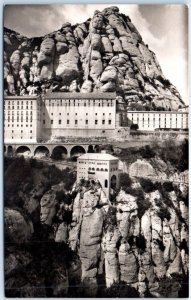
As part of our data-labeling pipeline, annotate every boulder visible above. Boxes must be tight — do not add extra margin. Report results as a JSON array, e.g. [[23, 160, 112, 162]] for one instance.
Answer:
[[129, 159, 156, 178], [5, 208, 34, 243], [81, 80, 93, 93], [100, 66, 117, 82], [38, 37, 55, 67], [100, 81, 116, 92], [56, 46, 80, 82], [40, 190, 57, 225], [10, 50, 21, 71], [102, 228, 120, 287], [119, 243, 138, 283], [55, 222, 68, 243]]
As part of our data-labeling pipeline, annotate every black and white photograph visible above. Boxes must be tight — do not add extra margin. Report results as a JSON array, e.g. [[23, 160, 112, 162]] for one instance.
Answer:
[[3, 3, 189, 298]]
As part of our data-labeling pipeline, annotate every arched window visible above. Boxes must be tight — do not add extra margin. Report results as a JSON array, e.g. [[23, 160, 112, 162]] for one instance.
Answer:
[[96, 168, 100, 171], [101, 168, 104, 171], [105, 168, 108, 171], [92, 168, 95, 171], [105, 179, 108, 188]]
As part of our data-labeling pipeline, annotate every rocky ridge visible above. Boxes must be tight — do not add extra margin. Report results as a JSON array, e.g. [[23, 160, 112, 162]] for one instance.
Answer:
[[4, 6, 184, 110], [5, 174, 189, 297]]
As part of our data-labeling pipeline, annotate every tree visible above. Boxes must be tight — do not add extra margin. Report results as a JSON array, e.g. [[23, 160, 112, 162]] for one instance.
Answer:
[[130, 123, 139, 130], [139, 178, 156, 193], [119, 173, 132, 191]]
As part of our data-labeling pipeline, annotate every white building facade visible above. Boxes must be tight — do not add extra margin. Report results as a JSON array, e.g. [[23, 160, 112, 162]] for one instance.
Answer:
[[77, 152, 119, 199], [4, 95, 41, 143], [4, 92, 189, 145], [41, 92, 119, 140], [127, 111, 188, 131]]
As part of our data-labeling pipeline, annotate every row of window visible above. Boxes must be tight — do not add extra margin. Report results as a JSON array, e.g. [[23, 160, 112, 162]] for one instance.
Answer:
[[7, 106, 33, 110], [46, 112, 112, 116], [7, 117, 33, 122], [44, 102, 114, 107], [88, 167, 118, 171], [7, 124, 33, 127], [130, 113, 187, 117], [6, 101, 34, 105], [11, 130, 33, 133], [43, 119, 112, 125], [7, 111, 33, 115], [10, 136, 33, 139]]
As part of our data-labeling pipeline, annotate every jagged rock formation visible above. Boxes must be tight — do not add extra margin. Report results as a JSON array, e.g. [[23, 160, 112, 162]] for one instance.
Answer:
[[4, 6, 184, 110], [4, 156, 188, 297]]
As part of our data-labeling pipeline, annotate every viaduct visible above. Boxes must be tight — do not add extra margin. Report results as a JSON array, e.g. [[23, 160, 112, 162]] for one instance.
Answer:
[[4, 143, 102, 158]]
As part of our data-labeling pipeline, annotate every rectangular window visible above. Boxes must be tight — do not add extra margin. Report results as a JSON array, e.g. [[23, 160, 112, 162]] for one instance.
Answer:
[[43, 120, 45, 124], [108, 120, 111, 125], [75, 120, 78, 125], [85, 120, 88, 125], [102, 120, 105, 125], [67, 120, 69, 124], [59, 120, 61, 124], [95, 120, 98, 125], [51, 120, 53, 124]]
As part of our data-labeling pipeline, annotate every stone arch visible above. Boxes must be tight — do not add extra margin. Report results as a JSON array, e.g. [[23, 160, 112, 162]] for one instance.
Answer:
[[51, 146, 68, 160], [87, 145, 94, 153], [111, 175, 117, 189], [34, 146, 50, 158], [7, 146, 13, 156], [16, 146, 31, 157], [94, 145, 100, 153], [70, 145, 86, 158]]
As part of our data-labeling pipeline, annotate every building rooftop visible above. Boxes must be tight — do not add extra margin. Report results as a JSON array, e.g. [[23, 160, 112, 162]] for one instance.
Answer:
[[78, 152, 119, 161], [4, 95, 40, 100], [43, 92, 116, 99]]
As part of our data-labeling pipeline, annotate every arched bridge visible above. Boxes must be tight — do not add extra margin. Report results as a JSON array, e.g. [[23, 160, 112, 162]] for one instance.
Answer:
[[4, 143, 100, 159]]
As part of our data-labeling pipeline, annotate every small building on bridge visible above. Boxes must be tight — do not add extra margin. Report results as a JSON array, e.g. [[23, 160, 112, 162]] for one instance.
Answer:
[[77, 151, 119, 199]]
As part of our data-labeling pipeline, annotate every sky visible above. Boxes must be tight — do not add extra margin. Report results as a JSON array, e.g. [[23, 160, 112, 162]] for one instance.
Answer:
[[4, 4, 188, 104]]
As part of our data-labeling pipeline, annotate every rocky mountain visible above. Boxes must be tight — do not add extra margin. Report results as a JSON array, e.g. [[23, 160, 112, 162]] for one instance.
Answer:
[[4, 6, 184, 110], [4, 151, 188, 297]]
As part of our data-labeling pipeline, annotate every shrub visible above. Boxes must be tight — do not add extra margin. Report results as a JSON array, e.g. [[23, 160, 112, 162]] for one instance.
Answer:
[[157, 274, 183, 297], [128, 234, 146, 252], [100, 281, 140, 298], [157, 206, 171, 221], [130, 123, 139, 130], [119, 173, 132, 191], [162, 181, 174, 192], [156, 238, 165, 251], [136, 234, 146, 252], [103, 206, 117, 231], [179, 239, 188, 254], [139, 178, 156, 193], [140, 145, 156, 159], [135, 189, 151, 219]]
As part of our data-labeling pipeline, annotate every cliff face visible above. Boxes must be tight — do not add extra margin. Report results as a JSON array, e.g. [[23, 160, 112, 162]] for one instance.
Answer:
[[4, 6, 184, 110], [5, 173, 188, 297]]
